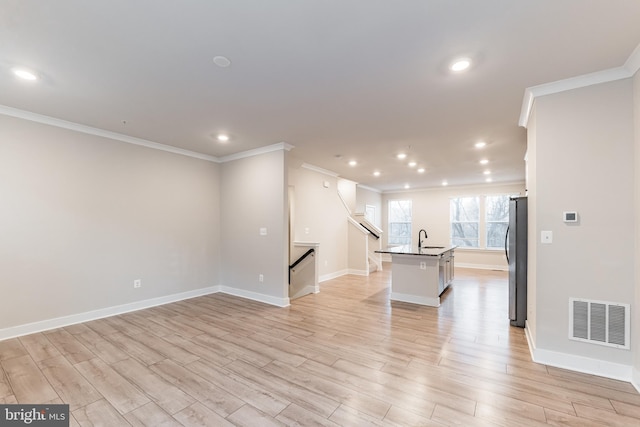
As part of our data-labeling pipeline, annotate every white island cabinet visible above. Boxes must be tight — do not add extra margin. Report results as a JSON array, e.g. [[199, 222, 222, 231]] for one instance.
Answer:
[[376, 245, 456, 307]]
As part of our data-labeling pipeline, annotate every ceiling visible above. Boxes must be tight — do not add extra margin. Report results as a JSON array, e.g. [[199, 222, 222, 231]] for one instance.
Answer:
[[2, 1, 640, 192]]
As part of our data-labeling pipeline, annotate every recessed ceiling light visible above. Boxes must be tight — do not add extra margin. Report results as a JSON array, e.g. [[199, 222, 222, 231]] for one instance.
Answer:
[[483, 170, 491, 175], [373, 171, 381, 177], [404, 184, 410, 189], [397, 153, 407, 160], [450, 58, 471, 72], [479, 159, 489, 165], [417, 168, 425, 174], [475, 141, 486, 148], [213, 56, 231, 68], [349, 160, 357, 166], [408, 161, 417, 168], [217, 134, 229, 142], [486, 178, 493, 183], [13, 68, 38, 81], [442, 180, 448, 186]]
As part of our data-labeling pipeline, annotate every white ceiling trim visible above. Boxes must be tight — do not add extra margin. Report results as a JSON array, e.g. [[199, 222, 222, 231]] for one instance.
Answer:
[[357, 184, 382, 194], [301, 163, 340, 177], [0, 104, 219, 162], [382, 180, 526, 195], [519, 42, 640, 129], [218, 142, 294, 163]]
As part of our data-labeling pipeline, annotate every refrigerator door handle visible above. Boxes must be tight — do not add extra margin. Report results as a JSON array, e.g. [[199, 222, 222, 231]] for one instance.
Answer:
[[504, 225, 509, 263]]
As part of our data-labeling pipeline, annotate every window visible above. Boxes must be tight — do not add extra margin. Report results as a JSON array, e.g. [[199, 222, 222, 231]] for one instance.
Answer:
[[450, 197, 479, 248], [388, 200, 412, 245], [485, 195, 510, 249]]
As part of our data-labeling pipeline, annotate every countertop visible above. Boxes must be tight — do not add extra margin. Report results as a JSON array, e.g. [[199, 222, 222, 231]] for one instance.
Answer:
[[376, 245, 456, 257]]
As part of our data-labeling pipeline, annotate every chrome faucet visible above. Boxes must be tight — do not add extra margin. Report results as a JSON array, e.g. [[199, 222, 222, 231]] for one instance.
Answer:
[[418, 229, 428, 247]]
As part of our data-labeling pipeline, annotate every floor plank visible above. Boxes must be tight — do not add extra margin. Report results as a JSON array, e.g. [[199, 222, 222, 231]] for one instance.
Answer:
[[111, 358, 196, 415], [74, 357, 150, 414], [37, 355, 102, 411], [1, 355, 59, 403], [72, 398, 130, 426]]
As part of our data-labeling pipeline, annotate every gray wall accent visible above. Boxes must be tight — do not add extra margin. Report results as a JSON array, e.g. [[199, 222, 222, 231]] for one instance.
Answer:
[[531, 79, 635, 365], [634, 68, 640, 380], [0, 115, 221, 330], [220, 150, 288, 303], [526, 105, 538, 344]]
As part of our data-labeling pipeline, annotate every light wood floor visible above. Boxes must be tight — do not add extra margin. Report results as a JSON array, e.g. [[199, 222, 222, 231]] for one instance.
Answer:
[[2, 266, 640, 426]]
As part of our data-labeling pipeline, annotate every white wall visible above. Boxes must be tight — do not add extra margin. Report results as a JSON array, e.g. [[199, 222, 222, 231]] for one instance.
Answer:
[[289, 165, 349, 280], [337, 178, 357, 214], [382, 182, 526, 269], [0, 115, 221, 332], [220, 149, 289, 306], [356, 186, 382, 228], [530, 79, 635, 368]]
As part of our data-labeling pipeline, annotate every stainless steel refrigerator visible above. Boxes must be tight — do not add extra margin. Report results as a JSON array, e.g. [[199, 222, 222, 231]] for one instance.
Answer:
[[505, 196, 527, 328]]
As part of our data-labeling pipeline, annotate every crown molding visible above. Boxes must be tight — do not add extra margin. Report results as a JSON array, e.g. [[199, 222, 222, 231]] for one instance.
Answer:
[[623, 42, 640, 76], [0, 104, 219, 162], [357, 184, 382, 194], [519, 42, 640, 129], [301, 163, 340, 177], [382, 180, 526, 195], [218, 142, 294, 163]]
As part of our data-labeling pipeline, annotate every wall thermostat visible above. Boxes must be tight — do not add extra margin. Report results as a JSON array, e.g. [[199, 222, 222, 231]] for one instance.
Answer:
[[563, 211, 578, 223]]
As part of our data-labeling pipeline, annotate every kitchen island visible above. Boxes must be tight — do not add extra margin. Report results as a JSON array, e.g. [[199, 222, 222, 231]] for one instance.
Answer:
[[376, 245, 456, 307]]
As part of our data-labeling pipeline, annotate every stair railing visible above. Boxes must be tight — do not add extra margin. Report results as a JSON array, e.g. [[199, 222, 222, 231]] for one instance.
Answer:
[[289, 248, 315, 284]]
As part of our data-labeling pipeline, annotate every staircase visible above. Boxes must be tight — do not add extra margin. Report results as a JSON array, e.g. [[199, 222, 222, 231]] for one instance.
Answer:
[[289, 243, 319, 300], [350, 213, 383, 276]]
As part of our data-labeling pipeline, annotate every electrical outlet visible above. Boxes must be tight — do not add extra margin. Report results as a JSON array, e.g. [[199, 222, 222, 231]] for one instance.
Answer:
[[259, 274, 264, 282], [419, 262, 426, 270], [134, 279, 141, 288]]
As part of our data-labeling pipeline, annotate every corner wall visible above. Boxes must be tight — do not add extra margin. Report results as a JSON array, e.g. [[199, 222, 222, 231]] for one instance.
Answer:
[[531, 79, 635, 374], [0, 115, 221, 336], [220, 149, 289, 306]]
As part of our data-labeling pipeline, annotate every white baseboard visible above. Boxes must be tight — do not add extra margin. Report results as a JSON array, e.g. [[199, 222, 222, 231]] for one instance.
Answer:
[[0, 286, 220, 342], [347, 269, 369, 276], [390, 292, 439, 307], [319, 269, 348, 283], [456, 262, 508, 271], [525, 322, 632, 382], [289, 285, 316, 300], [632, 367, 640, 394], [219, 285, 290, 308]]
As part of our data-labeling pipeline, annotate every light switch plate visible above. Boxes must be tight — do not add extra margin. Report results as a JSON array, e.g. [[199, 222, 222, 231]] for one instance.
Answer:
[[260, 227, 267, 236], [541, 230, 553, 244]]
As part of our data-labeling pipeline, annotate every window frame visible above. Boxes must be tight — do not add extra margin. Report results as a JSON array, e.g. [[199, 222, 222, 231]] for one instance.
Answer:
[[449, 196, 480, 248], [449, 193, 516, 250], [484, 194, 511, 250]]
